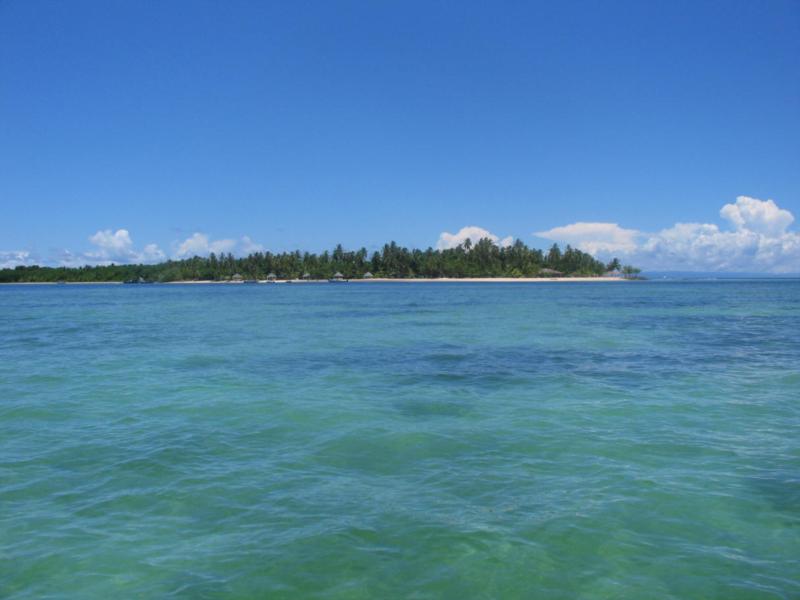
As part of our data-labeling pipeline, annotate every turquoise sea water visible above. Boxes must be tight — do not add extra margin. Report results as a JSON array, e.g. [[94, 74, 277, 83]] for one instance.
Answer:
[[1, 281, 798, 599]]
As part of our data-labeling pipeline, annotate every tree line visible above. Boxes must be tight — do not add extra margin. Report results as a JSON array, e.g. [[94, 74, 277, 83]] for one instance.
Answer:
[[0, 239, 640, 282]]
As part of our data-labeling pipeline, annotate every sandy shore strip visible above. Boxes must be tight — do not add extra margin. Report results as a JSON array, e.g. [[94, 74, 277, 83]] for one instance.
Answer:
[[0, 281, 125, 285], [166, 277, 628, 283], [348, 277, 626, 283], [2, 277, 627, 285]]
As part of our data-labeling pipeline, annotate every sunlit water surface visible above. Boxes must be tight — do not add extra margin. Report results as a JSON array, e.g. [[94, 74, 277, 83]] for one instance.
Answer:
[[1, 281, 798, 598]]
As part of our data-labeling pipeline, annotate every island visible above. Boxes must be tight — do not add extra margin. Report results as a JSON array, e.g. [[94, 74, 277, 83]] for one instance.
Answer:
[[0, 239, 641, 283]]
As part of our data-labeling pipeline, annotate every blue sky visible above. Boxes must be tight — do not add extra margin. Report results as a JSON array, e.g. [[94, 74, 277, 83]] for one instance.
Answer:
[[1, 0, 799, 270]]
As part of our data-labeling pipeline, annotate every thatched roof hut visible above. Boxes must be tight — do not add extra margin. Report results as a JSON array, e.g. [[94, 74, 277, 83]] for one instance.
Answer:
[[538, 268, 563, 277], [363, 272, 373, 279], [332, 272, 344, 280], [302, 272, 311, 280], [266, 272, 277, 281], [231, 273, 243, 281]]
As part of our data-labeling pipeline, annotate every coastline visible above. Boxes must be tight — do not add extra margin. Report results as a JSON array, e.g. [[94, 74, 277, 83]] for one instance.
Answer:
[[0, 281, 125, 285], [346, 277, 625, 283], [2, 277, 627, 285]]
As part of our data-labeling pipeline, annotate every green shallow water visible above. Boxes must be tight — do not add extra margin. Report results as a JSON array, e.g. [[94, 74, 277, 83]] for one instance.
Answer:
[[1, 281, 798, 598]]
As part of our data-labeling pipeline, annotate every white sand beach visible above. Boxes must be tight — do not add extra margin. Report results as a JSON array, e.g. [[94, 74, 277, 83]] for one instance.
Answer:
[[347, 277, 626, 283]]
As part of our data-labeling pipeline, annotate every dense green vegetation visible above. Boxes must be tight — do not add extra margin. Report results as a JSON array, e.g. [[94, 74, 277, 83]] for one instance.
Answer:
[[0, 239, 638, 282]]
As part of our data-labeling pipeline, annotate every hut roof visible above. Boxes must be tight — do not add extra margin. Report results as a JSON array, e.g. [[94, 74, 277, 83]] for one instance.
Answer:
[[363, 272, 373, 278], [267, 272, 277, 278], [539, 268, 563, 276], [333, 271, 344, 278], [231, 273, 243, 280]]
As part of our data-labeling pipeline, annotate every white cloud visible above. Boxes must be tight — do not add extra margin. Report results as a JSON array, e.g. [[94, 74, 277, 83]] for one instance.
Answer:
[[89, 229, 134, 256], [639, 221, 800, 272], [437, 226, 513, 250], [142, 243, 165, 262], [55, 249, 84, 267], [720, 196, 794, 236], [535, 222, 640, 255], [83, 228, 165, 265], [3, 230, 263, 269], [176, 233, 217, 257], [240, 235, 265, 255], [174, 233, 264, 258], [0, 250, 36, 269], [36, 229, 166, 266], [536, 197, 800, 273]]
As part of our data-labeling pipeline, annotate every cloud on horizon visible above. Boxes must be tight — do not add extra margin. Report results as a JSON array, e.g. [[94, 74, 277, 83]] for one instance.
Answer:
[[84, 229, 166, 264], [0, 229, 266, 268], [437, 226, 513, 250], [44, 229, 166, 267], [2, 197, 797, 273], [0, 250, 37, 269], [173, 233, 265, 258], [533, 222, 640, 256], [536, 196, 800, 273]]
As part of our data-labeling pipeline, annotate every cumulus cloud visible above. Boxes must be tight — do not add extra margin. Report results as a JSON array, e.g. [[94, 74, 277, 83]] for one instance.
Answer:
[[437, 226, 513, 250], [174, 233, 264, 258], [2, 229, 266, 269], [639, 220, 800, 272], [89, 229, 134, 255], [83, 229, 165, 265], [719, 196, 794, 236], [176, 233, 230, 257], [142, 243, 166, 262], [0, 250, 37, 269], [240, 235, 265, 255], [34, 229, 167, 266], [55, 249, 85, 268], [536, 196, 800, 273], [536, 222, 640, 255]]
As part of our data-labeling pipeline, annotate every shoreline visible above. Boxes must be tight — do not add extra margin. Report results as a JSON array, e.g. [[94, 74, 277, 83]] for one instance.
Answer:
[[348, 277, 625, 283], [0, 281, 125, 285], [2, 277, 627, 285]]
